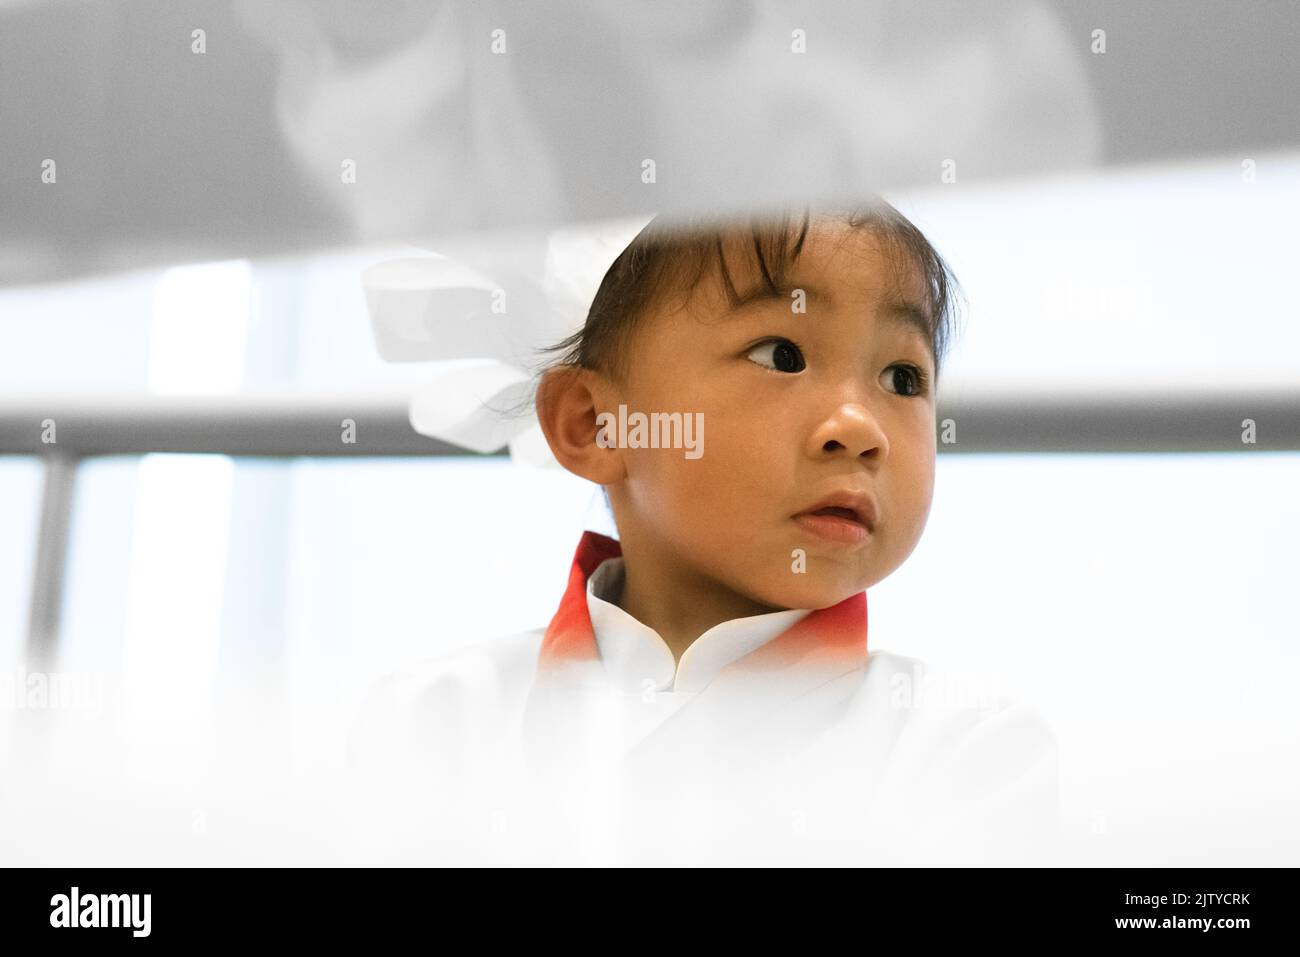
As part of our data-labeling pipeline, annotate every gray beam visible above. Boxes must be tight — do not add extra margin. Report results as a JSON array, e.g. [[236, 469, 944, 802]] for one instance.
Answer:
[[932, 389, 1300, 454], [1, 390, 1297, 457], [0, 394, 496, 458]]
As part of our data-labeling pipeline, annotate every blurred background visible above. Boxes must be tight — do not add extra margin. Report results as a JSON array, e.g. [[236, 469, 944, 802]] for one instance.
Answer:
[[1, 0, 1297, 865]]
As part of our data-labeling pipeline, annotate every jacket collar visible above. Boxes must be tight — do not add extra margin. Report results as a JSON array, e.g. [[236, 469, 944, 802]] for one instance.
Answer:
[[536, 530, 868, 680], [525, 530, 872, 773]]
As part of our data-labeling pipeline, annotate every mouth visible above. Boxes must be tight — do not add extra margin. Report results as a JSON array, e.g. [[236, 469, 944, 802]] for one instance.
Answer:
[[792, 495, 877, 547]]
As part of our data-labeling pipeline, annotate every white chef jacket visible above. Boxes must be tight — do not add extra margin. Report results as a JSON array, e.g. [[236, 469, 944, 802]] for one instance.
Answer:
[[346, 532, 1062, 865]]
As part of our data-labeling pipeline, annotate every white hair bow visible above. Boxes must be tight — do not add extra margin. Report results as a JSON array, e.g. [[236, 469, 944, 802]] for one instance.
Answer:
[[362, 215, 654, 467]]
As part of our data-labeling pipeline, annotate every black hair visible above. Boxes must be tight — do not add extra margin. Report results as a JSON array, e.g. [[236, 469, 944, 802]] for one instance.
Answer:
[[532, 198, 964, 387]]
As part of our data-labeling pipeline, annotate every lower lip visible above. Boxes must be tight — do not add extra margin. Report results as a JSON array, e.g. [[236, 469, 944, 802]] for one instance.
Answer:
[[793, 513, 873, 546]]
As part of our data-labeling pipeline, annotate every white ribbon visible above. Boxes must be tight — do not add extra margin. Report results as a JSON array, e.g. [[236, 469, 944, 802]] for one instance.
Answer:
[[363, 214, 655, 467]]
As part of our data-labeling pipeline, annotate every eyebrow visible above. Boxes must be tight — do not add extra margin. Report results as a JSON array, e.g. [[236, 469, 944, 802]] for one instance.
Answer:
[[729, 281, 935, 358], [879, 299, 936, 353]]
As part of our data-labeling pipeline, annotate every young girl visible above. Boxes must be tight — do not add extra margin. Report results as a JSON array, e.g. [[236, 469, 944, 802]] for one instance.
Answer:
[[349, 202, 1059, 865]]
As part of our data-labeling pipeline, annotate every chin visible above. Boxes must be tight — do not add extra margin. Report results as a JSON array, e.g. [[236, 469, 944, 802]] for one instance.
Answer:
[[760, 577, 865, 612]]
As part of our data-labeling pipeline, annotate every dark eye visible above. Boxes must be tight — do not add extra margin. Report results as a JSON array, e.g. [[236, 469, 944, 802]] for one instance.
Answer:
[[882, 364, 930, 397], [746, 338, 806, 374]]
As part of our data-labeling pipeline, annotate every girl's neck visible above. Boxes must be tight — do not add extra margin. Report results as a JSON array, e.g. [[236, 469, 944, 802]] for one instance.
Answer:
[[613, 534, 785, 665]]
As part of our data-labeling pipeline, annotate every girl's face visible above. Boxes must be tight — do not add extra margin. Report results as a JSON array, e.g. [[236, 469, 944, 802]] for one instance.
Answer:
[[603, 222, 938, 610]]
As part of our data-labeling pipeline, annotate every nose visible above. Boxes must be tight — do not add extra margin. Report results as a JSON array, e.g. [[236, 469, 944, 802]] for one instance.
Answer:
[[807, 402, 889, 462]]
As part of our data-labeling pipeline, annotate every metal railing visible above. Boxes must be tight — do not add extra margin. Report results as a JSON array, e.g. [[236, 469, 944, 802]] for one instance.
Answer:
[[3, 387, 1297, 666]]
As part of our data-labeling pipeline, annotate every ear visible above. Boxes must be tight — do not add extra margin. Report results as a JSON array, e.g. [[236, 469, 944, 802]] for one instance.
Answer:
[[535, 366, 626, 485]]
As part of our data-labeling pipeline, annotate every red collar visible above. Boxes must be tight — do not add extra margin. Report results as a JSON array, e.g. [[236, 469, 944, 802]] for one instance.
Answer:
[[536, 530, 868, 677]]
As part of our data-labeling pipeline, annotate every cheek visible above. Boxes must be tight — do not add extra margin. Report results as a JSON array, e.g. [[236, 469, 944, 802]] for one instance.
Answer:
[[888, 441, 936, 547], [658, 450, 748, 516], [684, 412, 776, 508], [626, 413, 766, 523]]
